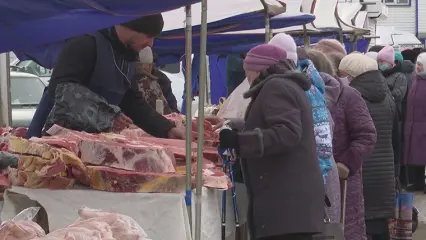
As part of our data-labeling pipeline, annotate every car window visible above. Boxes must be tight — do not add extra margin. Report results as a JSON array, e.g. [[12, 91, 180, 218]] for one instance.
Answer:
[[16, 60, 53, 77], [11, 77, 45, 105]]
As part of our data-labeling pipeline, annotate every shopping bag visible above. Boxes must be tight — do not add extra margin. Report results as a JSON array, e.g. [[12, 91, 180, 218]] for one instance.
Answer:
[[388, 192, 414, 240], [217, 79, 250, 119], [313, 179, 347, 240]]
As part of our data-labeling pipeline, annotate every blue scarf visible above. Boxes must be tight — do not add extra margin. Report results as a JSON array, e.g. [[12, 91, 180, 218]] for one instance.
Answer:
[[298, 59, 333, 183]]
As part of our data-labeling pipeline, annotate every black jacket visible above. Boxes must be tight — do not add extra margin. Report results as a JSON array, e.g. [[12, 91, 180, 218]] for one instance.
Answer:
[[47, 28, 174, 137], [350, 70, 396, 220]]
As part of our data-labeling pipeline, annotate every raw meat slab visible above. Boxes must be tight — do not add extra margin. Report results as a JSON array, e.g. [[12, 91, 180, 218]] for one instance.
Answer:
[[9, 168, 75, 190], [79, 139, 176, 173], [8, 137, 87, 174], [29, 136, 79, 156], [87, 166, 186, 193]]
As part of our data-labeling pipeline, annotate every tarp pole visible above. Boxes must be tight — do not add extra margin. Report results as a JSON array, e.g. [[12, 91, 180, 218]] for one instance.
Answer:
[[0, 53, 11, 127], [184, 4, 193, 236], [195, 0, 207, 239], [353, 38, 357, 52], [303, 26, 310, 48], [205, 56, 210, 105], [339, 31, 344, 43], [261, 0, 271, 42]]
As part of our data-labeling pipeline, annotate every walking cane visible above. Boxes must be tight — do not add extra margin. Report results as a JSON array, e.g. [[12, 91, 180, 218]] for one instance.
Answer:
[[221, 158, 227, 240], [219, 148, 240, 240], [340, 179, 348, 232]]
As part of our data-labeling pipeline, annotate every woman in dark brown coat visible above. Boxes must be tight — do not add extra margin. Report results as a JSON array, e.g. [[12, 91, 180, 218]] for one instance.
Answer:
[[217, 44, 324, 240]]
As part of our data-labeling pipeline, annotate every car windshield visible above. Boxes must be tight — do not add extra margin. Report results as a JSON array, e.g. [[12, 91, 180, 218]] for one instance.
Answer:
[[11, 77, 45, 105], [16, 60, 53, 77]]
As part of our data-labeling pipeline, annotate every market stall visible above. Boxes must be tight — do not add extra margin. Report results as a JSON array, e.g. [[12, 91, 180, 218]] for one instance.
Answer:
[[0, 1, 335, 239], [2, 186, 222, 240], [0, 0, 216, 239]]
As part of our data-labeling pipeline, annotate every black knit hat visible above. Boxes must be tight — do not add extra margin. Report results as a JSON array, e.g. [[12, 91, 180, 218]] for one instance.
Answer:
[[401, 49, 417, 63], [121, 14, 164, 36], [368, 45, 385, 53]]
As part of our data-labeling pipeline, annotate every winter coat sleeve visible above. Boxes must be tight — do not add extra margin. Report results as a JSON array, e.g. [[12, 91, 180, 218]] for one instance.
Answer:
[[237, 79, 302, 159], [226, 118, 245, 132], [389, 73, 408, 102], [47, 35, 96, 98], [155, 69, 180, 113], [338, 91, 377, 176]]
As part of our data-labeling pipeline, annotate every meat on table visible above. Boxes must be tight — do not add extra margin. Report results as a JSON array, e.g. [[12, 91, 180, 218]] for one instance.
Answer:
[[3, 124, 229, 192]]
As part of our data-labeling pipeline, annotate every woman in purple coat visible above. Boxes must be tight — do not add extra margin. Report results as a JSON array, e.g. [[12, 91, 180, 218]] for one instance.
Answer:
[[309, 49, 377, 240], [404, 52, 426, 182]]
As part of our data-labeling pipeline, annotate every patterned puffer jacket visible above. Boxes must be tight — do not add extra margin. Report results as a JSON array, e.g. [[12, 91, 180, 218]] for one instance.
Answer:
[[298, 59, 333, 182]]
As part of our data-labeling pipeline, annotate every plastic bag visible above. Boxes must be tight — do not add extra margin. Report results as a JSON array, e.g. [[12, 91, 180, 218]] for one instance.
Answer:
[[74, 206, 151, 240], [217, 79, 250, 119], [194, 105, 219, 117], [11, 207, 40, 222], [43, 83, 121, 134], [0, 207, 46, 240]]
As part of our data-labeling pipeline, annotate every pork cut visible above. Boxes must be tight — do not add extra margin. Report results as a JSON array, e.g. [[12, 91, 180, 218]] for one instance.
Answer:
[[12, 155, 75, 189], [46, 125, 177, 173], [29, 136, 79, 156], [87, 166, 186, 193], [79, 139, 176, 173], [101, 133, 219, 163], [33, 207, 151, 240], [124, 113, 220, 146], [77, 207, 150, 240], [0, 220, 46, 240], [15, 170, 75, 189], [7, 137, 86, 189], [8, 137, 87, 175], [0, 127, 28, 138]]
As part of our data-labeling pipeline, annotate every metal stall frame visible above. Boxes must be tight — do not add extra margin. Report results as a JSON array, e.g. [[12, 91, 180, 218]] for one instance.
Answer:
[[194, 0, 207, 239], [184, 4, 193, 236], [0, 53, 11, 127], [260, 0, 271, 43]]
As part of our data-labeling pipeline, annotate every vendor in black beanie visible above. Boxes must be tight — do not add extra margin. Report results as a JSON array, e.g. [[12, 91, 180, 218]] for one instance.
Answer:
[[27, 14, 185, 140]]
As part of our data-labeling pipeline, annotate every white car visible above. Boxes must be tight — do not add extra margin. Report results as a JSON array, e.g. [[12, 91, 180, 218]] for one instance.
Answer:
[[10, 71, 47, 127]]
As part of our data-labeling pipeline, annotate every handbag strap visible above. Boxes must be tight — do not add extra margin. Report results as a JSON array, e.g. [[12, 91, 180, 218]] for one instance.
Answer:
[[324, 206, 331, 223]]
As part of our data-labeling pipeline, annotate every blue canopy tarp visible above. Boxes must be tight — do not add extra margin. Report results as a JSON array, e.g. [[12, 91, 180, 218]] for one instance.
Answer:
[[344, 39, 371, 53], [178, 33, 339, 113], [0, 0, 199, 54], [161, 13, 315, 37], [154, 32, 338, 57], [14, 13, 315, 69]]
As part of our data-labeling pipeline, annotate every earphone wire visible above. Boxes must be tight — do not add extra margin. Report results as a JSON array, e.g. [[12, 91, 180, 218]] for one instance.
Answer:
[[110, 44, 131, 85]]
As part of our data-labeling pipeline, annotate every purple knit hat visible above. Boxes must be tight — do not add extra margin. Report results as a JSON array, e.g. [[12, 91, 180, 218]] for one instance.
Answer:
[[243, 44, 287, 72]]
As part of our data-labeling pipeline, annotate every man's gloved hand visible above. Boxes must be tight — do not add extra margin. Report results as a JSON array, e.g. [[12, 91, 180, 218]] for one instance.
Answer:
[[113, 113, 133, 132], [336, 162, 350, 179], [219, 129, 239, 149]]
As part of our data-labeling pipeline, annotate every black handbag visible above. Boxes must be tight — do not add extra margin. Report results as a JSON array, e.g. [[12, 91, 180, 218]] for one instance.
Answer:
[[313, 179, 347, 240], [312, 207, 345, 240]]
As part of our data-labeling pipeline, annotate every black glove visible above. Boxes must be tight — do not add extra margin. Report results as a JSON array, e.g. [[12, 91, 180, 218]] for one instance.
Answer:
[[219, 129, 239, 150]]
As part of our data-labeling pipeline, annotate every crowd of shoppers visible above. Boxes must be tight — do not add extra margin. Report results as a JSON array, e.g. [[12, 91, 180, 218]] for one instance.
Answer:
[[211, 34, 424, 240]]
